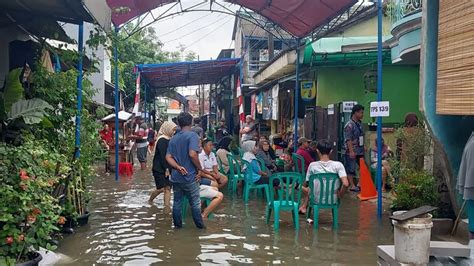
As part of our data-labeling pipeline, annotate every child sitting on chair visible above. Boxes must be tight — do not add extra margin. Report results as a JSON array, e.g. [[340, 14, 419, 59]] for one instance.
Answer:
[[299, 139, 349, 214]]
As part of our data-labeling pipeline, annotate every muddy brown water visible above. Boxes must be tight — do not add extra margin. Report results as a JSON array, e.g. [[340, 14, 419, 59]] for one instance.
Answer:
[[56, 168, 394, 265]]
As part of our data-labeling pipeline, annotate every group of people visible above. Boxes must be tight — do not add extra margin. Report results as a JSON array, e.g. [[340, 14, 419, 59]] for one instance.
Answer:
[[148, 112, 227, 229], [99, 115, 158, 172], [140, 104, 420, 229]]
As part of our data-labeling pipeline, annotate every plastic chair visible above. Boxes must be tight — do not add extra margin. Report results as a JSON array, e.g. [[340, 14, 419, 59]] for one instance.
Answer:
[[257, 157, 268, 172], [227, 153, 245, 193], [216, 156, 226, 175], [306, 173, 341, 229], [242, 160, 270, 204], [182, 197, 212, 219], [292, 153, 305, 176], [266, 172, 303, 230]]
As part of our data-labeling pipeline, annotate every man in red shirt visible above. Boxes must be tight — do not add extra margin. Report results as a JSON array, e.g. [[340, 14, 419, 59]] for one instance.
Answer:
[[296, 137, 314, 174], [99, 124, 114, 150]]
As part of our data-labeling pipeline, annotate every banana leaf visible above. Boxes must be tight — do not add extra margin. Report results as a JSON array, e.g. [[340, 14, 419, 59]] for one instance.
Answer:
[[2, 68, 24, 113], [8, 98, 53, 125]]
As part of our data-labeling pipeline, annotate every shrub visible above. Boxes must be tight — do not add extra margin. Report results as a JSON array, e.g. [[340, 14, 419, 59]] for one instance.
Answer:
[[391, 170, 440, 212], [0, 139, 65, 265]]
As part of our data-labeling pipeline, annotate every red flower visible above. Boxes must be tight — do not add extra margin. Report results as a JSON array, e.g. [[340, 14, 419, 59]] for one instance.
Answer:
[[18, 234, 24, 242], [58, 216, 66, 225], [20, 169, 29, 181], [5, 236, 13, 245], [27, 215, 36, 224], [32, 208, 41, 215]]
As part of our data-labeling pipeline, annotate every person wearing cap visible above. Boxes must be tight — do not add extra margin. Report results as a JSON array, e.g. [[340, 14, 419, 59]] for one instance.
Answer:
[[240, 115, 258, 143], [296, 137, 314, 174]]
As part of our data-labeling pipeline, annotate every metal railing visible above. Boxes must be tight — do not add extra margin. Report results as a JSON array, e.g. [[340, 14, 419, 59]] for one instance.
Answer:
[[387, 0, 422, 25]]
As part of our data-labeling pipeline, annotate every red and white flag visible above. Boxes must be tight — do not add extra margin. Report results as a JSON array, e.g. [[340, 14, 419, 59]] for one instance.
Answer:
[[132, 71, 140, 115], [236, 78, 245, 125]]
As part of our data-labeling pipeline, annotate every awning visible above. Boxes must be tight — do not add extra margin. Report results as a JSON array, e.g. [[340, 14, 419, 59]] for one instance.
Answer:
[[137, 58, 240, 89], [102, 110, 133, 122], [303, 36, 392, 66], [107, 0, 176, 27], [0, 0, 94, 25], [227, 0, 358, 38], [107, 0, 357, 38], [0, 12, 74, 43]]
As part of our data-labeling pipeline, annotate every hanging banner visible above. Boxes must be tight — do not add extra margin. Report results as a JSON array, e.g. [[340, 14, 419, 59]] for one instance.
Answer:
[[236, 79, 245, 124], [300, 80, 316, 102], [251, 94, 257, 119], [132, 72, 141, 114], [272, 84, 279, 120], [262, 90, 272, 120], [257, 92, 263, 114]]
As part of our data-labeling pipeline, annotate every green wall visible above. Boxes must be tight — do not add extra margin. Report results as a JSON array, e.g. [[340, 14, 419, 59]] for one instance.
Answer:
[[315, 65, 420, 124]]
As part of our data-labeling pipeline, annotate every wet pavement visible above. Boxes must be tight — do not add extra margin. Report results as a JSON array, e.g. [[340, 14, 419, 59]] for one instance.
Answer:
[[56, 167, 395, 265]]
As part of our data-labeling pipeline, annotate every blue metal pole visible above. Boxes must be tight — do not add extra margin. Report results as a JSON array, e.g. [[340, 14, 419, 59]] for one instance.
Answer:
[[376, 0, 383, 218], [114, 27, 120, 181], [74, 21, 84, 159], [293, 39, 301, 152]]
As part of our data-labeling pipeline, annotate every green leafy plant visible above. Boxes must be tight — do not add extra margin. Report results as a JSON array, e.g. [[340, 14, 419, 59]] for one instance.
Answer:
[[7, 99, 53, 124], [391, 170, 440, 213], [0, 139, 65, 265]]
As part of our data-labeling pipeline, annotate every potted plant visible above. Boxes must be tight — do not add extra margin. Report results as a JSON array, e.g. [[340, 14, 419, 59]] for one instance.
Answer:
[[0, 140, 64, 265]]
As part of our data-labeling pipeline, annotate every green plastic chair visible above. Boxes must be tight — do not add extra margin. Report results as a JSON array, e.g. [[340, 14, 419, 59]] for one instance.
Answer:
[[242, 160, 270, 204], [257, 157, 268, 172], [227, 153, 245, 193], [265, 172, 303, 230], [306, 173, 341, 229], [216, 156, 226, 175], [182, 197, 212, 220], [292, 153, 305, 176]]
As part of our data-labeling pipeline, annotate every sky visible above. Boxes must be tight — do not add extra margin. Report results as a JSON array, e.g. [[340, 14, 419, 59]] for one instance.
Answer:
[[148, 1, 239, 61]]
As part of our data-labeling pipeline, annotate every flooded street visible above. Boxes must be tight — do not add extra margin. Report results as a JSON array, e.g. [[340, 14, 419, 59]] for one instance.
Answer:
[[57, 168, 394, 265]]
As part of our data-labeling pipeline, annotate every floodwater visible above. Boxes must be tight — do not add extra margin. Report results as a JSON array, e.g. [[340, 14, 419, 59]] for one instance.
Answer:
[[57, 167, 395, 265]]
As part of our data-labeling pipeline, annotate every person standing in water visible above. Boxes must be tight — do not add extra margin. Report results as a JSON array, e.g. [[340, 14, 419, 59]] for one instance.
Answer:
[[166, 112, 205, 229], [344, 104, 365, 192], [148, 121, 177, 206]]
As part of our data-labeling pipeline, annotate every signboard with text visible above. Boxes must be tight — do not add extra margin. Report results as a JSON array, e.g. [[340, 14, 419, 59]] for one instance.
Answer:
[[342, 101, 357, 113], [370, 101, 390, 117]]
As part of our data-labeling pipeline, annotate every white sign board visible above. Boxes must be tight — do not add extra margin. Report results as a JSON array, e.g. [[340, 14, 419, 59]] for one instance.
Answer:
[[370, 101, 390, 117], [328, 104, 335, 115], [342, 101, 357, 113]]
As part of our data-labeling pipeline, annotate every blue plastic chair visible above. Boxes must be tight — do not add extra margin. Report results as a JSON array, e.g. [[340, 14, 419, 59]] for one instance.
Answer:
[[242, 160, 270, 204], [292, 153, 305, 176], [266, 172, 303, 230], [182, 197, 212, 219], [257, 157, 268, 172], [307, 173, 341, 229], [227, 153, 245, 193]]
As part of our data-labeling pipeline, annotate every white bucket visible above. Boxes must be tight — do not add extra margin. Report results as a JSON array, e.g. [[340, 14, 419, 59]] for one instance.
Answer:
[[392, 211, 433, 265]]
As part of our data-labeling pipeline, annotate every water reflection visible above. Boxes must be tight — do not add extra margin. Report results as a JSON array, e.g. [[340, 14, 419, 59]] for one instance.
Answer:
[[56, 169, 394, 265]]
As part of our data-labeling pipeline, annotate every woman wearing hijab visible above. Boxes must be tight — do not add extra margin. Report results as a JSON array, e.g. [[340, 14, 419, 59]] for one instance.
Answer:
[[242, 140, 270, 185], [256, 140, 277, 173], [148, 121, 177, 206], [216, 136, 233, 174]]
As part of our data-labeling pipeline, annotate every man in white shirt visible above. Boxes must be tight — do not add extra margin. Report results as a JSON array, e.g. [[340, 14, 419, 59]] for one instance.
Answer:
[[299, 139, 349, 213], [199, 139, 228, 189]]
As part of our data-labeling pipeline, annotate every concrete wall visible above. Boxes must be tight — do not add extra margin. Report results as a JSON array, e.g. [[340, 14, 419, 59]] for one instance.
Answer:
[[315, 65, 420, 124], [63, 22, 111, 104], [420, 0, 474, 210], [328, 15, 391, 38]]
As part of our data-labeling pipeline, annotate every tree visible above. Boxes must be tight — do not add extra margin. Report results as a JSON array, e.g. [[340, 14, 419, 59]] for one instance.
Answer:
[[89, 24, 198, 110]]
